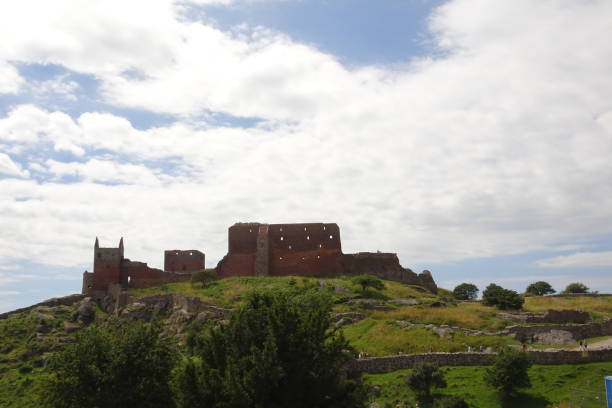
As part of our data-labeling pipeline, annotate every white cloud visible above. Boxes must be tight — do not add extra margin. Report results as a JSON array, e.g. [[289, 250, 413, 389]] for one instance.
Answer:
[[535, 251, 612, 269], [0, 61, 23, 94], [0, 153, 29, 177], [0, 0, 610, 293]]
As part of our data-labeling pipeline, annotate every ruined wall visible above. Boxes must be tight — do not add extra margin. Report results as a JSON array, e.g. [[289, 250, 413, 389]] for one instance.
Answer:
[[506, 318, 612, 341], [216, 223, 260, 278], [164, 250, 205, 272], [345, 349, 612, 374], [498, 309, 591, 324], [268, 223, 343, 276], [82, 271, 94, 295], [342, 253, 437, 292], [122, 260, 191, 289], [92, 238, 124, 293]]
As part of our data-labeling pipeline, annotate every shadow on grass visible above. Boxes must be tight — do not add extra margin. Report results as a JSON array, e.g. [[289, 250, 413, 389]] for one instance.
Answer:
[[500, 392, 550, 408]]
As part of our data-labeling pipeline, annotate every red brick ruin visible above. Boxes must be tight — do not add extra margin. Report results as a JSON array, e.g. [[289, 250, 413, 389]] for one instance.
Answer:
[[83, 222, 437, 299]]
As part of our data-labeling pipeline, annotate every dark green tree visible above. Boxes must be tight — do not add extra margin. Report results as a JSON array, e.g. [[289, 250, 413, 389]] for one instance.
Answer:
[[405, 363, 447, 404], [484, 348, 532, 399], [191, 269, 217, 288], [562, 282, 589, 294], [433, 395, 469, 408], [482, 283, 524, 310], [173, 288, 367, 408], [42, 318, 176, 408], [452, 283, 479, 300], [350, 275, 385, 293], [525, 281, 555, 296]]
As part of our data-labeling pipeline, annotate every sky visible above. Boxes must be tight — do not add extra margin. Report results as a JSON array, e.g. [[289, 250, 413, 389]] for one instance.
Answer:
[[1, 0, 611, 312]]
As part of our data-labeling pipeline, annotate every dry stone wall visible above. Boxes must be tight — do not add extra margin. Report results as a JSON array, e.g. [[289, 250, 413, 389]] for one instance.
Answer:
[[346, 349, 612, 374]]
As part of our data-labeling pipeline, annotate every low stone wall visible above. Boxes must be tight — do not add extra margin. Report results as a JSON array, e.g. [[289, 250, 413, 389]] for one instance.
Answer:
[[346, 349, 612, 374], [498, 309, 590, 324], [506, 318, 612, 341], [0, 294, 84, 320]]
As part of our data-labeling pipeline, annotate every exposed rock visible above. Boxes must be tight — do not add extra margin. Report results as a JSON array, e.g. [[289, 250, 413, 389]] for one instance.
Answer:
[[390, 299, 421, 306], [63, 321, 81, 333], [429, 301, 444, 308], [533, 330, 575, 345], [347, 299, 392, 311], [76, 297, 96, 325], [0, 294, 84, 320], [371, 385, 382, 397], [332, 312, 365, 322], [333, 285, 350, 294]]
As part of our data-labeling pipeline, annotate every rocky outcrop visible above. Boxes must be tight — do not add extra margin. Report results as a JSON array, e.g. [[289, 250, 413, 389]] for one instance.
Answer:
[[0, 294, 84, 320], [76, 298, 96, 325], [341, 253, 437, 292], [119, 294, 231, 322], [332, 312, 365, 327]]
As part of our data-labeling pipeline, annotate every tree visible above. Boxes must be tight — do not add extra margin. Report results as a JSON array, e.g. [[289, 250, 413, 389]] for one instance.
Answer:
[[173, 288, 367, 408], [563, 282, 589, 294], [405, 363, 447, 404], [350, 275, 385, 293], [484, 348, 532, 399], [433, 395, 469, 408], [452, 283, 479, 300], [42, 318, 176, 408], [525, 281, 555, 296], [191, 269, 217, 288], [482, 283, 524, 310]]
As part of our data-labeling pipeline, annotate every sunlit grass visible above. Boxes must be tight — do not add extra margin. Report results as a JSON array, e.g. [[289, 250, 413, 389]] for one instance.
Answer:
[[524, 295, 612, 319], [371, 302, 504, 331]]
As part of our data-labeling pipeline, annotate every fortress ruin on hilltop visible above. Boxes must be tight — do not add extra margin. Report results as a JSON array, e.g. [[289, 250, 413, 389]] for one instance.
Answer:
[[83, 222, 437, 300]]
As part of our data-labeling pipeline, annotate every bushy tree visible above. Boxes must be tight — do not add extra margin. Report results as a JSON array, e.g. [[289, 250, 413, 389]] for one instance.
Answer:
[[350, 274, 385, 293], [562, 282, 589, 294], [484, 348, 532, 399], [191, 269, 217, 288], [406, 363, 447, 404], [433, 395, 469, 408], [525, 281, 555, 296], [173, 288, 367, 408], [482, 283, 524, 310], [452, 283, 479, 300], [42, 318, 176, 408]]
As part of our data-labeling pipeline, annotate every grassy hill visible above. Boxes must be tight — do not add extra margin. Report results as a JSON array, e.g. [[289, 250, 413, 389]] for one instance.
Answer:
[[2, 275, 611, 407]]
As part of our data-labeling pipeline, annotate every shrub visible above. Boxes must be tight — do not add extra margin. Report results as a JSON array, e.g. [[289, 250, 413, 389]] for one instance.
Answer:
[[484, 348, 532, 399], [452, 283, 479, 300], [42, 318, 176, 408], [482, 284, 524, 310], [350, 275, 385, 293], [405, 363, 447, 403], [173, 288, 368, 408], [562, 282, 589, 294], [191, 269, 217, 288], [525, 281, 555, 296]]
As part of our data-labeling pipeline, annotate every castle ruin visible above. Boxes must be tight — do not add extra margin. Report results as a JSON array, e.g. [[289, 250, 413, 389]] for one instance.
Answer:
[[82, 222, 437, 299]]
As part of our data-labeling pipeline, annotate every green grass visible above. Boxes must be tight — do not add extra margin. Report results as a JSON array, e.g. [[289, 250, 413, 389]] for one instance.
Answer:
[[364, 362, 612, 408]]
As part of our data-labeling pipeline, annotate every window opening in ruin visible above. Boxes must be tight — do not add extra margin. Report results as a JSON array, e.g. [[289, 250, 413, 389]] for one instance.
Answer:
[[128, 276, 131, 285], [323, 226, 326, 230], [318, 244, 322, 248], [304, 227, 307, 231], [280, 227, 283, 232], [280, 236, 284, 241], [317, 255, 320, 259], [279, 257, 283, 260], [189, 252, 193, 255], [329, 235, 333, 239], [306, 236, 310, 240], [302, 257, 305, 261], [288, 245, 292, 249], [249, 229, 252, 233], [97, 253, 101, 259]]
